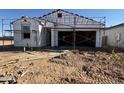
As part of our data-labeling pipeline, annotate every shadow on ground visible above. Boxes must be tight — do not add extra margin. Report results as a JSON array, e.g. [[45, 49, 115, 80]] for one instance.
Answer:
[[0, 45, 124, 53]]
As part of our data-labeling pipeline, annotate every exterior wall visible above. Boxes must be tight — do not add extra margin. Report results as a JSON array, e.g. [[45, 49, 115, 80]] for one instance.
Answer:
[[42, 10, 103, 28], [105, 26, 124, 48], [51, 29, 58, 47], [42, 10, 103, 48], [13, 10, 104, 48], [96, 29, 103, 47], [13, 18, 46, 47], [13, 17, 103, 48]]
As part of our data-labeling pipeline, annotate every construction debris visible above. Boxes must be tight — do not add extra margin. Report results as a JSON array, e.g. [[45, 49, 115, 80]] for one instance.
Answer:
[[49, 50, 124, 84], [0, 75, 17, 84], [0, 50, 124, 84]]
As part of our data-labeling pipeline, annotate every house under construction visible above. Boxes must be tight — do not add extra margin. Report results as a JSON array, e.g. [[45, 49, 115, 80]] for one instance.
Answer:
[[2, 9, 106, 49]]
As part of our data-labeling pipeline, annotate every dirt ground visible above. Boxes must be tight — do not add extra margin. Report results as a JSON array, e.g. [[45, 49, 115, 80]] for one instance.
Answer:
[[0, 48, 124, 84]]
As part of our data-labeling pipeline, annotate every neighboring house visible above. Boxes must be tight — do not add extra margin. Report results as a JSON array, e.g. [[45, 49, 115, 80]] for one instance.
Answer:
[[105, 23, 124, 48], [12, 9, 105, 48]]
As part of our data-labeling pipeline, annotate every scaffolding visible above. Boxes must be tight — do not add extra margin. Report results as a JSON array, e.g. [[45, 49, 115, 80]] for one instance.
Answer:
[[41, 14, 106, 49], [0, 14, 106, 50], [1, 18, 16, 46], [41, 15, 105, 28]]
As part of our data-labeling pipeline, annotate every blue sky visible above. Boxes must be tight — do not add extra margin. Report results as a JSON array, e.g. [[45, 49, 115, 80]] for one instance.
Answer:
[[0, 9, 124, 36]]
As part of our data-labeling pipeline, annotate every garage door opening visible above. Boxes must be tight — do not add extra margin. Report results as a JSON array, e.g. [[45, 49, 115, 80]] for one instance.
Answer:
[[58, 31, 96, 47]]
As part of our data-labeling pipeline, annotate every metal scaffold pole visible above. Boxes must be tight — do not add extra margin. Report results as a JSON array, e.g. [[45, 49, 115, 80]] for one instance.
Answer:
[[1, 18, 16, 47], [10, 23, 13, 45], [1, 19, 4, 46]]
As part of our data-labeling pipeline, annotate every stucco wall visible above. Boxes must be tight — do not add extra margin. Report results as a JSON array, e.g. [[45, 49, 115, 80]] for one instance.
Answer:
[[13, 10, 104, 48], [42, 10, 103, 48], [42, 10, 103, 28], [13, 18, 45, 47], [105, 26, 124, 48]]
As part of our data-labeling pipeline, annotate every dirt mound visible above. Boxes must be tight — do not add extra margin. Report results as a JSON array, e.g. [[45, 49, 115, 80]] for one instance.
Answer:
[[49, 50, 124, 84], [0, 50, 124, 84]]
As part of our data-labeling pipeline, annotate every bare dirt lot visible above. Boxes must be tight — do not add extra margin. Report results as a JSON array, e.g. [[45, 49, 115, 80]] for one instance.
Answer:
[[0, 48, 124, 84]]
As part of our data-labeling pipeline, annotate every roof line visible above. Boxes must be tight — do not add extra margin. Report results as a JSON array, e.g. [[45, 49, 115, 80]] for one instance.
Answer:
[[11, 16, 43, 25], [106, 23, 124, 30], [41, 9, 104, 25]]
